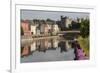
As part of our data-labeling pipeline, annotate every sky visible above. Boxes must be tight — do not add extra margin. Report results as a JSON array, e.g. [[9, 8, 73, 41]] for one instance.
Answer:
[[21, 10, 89, 21]]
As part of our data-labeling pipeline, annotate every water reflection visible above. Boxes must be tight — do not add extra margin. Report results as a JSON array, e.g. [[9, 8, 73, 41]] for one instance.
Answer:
[[21, 36, 86, 63]]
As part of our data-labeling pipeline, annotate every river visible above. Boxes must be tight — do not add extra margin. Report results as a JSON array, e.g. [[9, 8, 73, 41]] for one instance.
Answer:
[[20, 35, 79, 63]]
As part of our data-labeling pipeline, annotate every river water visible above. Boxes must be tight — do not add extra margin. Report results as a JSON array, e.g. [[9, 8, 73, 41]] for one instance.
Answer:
[[21, 36, 77, 63]]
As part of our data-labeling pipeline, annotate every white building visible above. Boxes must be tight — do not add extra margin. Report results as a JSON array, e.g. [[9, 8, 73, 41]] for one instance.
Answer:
[[40, 24, 45, 34], [52, 24, 59, 35], [65, 18, 72, 28], [31, 25, 37, 35]]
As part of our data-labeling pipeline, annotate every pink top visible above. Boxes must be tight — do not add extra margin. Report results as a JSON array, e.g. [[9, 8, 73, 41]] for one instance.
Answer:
[[76, 49, 86, 60]]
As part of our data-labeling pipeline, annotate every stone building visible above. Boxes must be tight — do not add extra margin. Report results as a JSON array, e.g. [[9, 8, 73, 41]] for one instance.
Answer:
[[60, 16, 72, 28]]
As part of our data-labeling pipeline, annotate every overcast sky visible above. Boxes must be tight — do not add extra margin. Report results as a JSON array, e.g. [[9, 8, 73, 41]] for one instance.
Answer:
[[21, 10, 89, 21]]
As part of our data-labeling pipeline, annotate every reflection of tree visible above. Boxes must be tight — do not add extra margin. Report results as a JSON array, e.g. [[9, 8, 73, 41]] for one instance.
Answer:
[[58, 41, 67, 53]]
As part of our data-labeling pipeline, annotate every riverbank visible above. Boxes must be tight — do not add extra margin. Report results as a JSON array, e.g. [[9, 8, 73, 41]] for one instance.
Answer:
[[77, 36, 89, 57]]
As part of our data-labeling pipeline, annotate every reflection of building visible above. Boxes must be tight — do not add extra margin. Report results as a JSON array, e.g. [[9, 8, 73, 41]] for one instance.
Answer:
[[65, 41, 71, 50], [52, 39, 59, 48], [58, 41, 68, 53], [58, 40, 71, 52], [47, 39, 52, 48], [34, 38, 60, 52], [37, 40, 47, 52], [36, 40, 41, 49], [40, 39, 48, 49], [31, 41, 36, 52], [21, 45, 31, 57], [21, 20, 31, 36], [35, 39, 48, 52]]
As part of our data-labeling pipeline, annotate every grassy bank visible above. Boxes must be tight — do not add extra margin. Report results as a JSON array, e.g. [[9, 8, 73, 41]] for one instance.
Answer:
[[77, 36, 89, 57]]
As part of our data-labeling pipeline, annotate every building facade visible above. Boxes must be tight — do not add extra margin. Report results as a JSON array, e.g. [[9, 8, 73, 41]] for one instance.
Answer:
[[31, 24, 37, 35], [21, 20, 31, 36], [61, 16, 72, 28]]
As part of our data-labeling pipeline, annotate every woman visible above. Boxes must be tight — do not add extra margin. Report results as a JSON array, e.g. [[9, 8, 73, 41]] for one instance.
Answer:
[[73, 41, 86, 60]]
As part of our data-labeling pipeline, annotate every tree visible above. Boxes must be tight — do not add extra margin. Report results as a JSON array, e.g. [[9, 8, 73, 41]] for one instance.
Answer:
[[71, 21, 80, 30], [80, 18, 89, 38]]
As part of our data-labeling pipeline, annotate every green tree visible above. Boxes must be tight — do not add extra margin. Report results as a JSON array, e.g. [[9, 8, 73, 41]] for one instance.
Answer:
[[80, 18, 89, 38]]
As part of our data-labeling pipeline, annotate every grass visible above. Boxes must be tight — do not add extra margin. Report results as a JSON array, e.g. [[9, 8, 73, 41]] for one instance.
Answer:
[[77, 36, 89, 57]]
